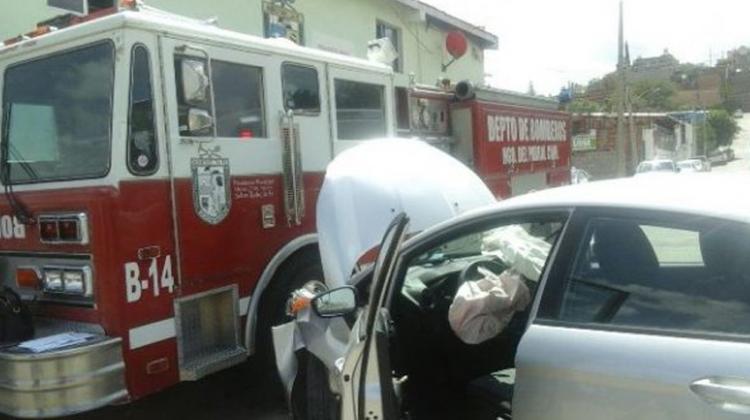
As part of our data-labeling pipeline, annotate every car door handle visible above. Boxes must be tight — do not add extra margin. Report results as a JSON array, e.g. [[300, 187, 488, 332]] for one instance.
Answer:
[[690, 377, 750, 414]]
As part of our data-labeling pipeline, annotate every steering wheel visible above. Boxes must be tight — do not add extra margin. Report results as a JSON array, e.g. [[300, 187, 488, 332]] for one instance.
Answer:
[[458, 259, 507, 285]]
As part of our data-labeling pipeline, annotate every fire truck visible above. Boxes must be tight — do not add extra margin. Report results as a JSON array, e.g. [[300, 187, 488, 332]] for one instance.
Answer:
[[0, 1, 569, 417], [405, 82, 571, 197]]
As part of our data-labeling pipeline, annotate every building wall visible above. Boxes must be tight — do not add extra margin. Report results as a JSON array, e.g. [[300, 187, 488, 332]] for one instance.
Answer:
[[571, 114, 697, 179], [0, 0, 486, 88]]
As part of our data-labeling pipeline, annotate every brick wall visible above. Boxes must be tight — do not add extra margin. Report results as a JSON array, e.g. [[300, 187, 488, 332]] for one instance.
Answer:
[[571, 114, 667, 179]]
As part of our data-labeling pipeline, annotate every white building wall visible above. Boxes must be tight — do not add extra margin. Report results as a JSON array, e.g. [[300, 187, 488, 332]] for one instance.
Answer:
[[1, 0, 489, 88]]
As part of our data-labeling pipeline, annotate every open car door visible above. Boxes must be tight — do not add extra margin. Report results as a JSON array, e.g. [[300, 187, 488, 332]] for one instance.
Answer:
[[339, 213, 409, 420]]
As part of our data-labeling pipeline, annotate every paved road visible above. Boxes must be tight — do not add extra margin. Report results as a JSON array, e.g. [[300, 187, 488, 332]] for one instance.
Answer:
[[713, 113, 750, 173], [57, 360, 289, 420]]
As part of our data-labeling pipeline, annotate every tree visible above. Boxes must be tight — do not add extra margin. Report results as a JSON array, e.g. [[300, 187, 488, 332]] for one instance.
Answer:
[[567, 98, 603, 113], [630, 80, 676, 111], [707, 109, 739, 148]]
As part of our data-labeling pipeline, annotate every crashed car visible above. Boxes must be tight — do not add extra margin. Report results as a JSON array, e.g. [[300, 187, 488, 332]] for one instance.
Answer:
[[275, 148, 750, 420]]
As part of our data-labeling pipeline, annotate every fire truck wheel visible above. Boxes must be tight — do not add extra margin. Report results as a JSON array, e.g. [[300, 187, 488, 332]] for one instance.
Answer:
[[291, 351, 338, 420], [257, 248, 323, 367]]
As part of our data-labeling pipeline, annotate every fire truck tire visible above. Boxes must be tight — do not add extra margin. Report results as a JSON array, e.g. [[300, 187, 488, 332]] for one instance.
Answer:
[[291, 351, 338, 420], [257, 248, 323, 367]]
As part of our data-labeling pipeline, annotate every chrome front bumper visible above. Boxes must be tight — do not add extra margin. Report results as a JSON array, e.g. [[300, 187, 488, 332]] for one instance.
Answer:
[[0, 337, 128, 418]]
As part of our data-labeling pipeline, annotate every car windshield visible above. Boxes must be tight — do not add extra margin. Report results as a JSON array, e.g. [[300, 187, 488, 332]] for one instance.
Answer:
[[1, 42, 114, 184], [654, 161, 674, 171]]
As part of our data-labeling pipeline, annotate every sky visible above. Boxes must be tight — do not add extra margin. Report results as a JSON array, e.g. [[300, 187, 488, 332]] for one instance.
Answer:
[[422, 0, 750, 95]]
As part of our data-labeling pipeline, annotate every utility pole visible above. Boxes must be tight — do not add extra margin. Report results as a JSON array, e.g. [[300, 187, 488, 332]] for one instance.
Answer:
[[615, 0, 628, 177], [627, 85, 638, 168]]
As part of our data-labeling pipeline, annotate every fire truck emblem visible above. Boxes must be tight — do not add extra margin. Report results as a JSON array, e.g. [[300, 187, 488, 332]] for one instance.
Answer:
[[191, 144, 231, 225]]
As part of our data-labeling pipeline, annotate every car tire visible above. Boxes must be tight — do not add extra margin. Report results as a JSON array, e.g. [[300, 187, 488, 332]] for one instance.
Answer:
[[292, 351, 339, 420]]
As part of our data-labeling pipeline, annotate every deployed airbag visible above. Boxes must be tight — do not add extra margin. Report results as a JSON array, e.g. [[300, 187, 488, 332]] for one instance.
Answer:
[[448, 268, 531, 345]]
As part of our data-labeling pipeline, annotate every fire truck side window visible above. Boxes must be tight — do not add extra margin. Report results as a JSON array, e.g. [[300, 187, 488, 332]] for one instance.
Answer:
[[334, 79, 387, 140], [212, 60, 266, 138], [174, 57, 266, 138], [128, 45, 158, 175], [282, 63, 320, 114], [1, 41, 114, 183]]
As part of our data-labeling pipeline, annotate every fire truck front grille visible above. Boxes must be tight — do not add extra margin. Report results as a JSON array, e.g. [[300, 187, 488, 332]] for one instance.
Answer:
[[174, 285, 246, 381]]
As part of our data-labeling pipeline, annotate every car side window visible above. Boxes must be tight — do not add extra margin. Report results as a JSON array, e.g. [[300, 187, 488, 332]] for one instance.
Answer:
[[555, 216, 750, 336], [399, 215, 567, 328]]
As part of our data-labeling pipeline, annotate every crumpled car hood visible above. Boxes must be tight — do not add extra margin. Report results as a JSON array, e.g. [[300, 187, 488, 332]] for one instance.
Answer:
[[317, 138, 495, 288]]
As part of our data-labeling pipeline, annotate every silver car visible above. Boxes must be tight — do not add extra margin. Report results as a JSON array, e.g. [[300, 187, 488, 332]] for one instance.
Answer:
[[277, 167, 750, 419]]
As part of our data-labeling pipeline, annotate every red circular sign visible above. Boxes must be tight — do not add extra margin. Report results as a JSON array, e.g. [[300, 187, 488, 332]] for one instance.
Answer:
[[446, 31, 468, 59]]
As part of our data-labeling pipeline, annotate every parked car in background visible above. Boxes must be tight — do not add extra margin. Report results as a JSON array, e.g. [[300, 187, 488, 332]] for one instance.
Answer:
[[720, 146, 736, 161], [677, 159, 702, 173], [708, 147, 735, 165], [276, 173, 750, 420], [688, 155, 712, 172], [636, 159, 677, 174], [570, 166, 592, 184], [733, 109, 744, 118]]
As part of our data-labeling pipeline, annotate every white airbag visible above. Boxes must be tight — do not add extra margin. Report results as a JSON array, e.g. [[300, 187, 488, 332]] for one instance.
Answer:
[[448, 268, 531, 345]]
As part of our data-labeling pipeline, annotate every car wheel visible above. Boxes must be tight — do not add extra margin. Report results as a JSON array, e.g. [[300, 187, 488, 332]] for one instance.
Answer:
[[292, 351, 339, 420]]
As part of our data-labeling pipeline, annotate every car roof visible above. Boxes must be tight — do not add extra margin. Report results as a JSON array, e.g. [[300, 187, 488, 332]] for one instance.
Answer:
[[409, 174, 750, 243], [642, 159, 674, 164]]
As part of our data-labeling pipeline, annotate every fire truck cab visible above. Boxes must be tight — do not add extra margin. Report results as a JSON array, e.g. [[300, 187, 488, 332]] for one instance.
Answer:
[[0, 3, 394, 417]]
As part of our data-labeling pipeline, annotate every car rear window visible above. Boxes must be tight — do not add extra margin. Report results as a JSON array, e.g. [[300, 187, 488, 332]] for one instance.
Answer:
[[554, 216, 750, 337]]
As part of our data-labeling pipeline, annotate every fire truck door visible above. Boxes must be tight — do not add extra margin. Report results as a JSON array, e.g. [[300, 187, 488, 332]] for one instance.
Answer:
[[327, 66, 395, 156], [159, 37, 280, 294]]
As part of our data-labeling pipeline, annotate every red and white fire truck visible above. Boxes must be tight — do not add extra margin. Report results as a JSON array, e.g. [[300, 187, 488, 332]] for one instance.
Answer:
[[406, 82, 571, 197], [0, 1, 569, 417]]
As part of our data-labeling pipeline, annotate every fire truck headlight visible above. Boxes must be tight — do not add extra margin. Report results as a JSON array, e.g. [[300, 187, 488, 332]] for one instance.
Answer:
[[43, 267, 92, 297], [43, 270, 64, 292], [63, 271, 85, 295]]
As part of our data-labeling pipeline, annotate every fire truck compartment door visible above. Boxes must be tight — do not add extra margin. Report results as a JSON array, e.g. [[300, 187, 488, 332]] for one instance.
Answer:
[[510, 172, 547, 196], [327, 66, 395, 156]]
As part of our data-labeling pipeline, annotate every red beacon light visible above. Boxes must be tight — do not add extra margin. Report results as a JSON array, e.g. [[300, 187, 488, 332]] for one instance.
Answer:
[[239, 129, 254, 139]]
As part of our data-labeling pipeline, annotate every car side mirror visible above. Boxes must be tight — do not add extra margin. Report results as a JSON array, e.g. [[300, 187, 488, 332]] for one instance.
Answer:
[[312, 286, 358, 318], [181, 59, 210, 105], [187, 108, 214, 135]]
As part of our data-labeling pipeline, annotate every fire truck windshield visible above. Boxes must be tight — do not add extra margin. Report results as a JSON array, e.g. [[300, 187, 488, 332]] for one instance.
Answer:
[[1, 41, 114, 184]]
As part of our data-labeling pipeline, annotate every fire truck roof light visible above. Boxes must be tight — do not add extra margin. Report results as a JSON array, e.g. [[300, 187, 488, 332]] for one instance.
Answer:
[[39, 219, 60, 242], [58, 219, 81, 241]]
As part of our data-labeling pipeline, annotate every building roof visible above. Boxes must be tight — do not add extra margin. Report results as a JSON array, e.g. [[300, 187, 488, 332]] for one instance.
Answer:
[[392, 0, 498, 49]]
